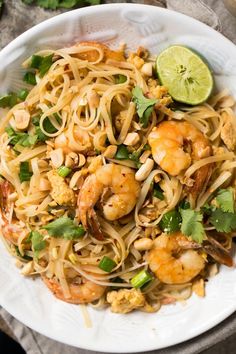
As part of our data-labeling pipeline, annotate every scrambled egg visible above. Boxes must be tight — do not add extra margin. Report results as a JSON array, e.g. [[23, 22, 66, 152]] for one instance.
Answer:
[[107, 288, 145, 314], [47, 170, 76, 206]]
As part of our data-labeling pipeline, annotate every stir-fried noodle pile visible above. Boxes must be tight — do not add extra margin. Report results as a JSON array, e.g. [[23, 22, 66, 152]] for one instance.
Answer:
[[0, 42, 235, 313]]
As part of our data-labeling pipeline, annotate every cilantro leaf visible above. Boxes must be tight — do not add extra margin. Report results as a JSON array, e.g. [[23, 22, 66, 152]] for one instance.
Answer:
[[5, 126, 38, 148], [180, 208, 205, 243], [30, 231, 46, 258], [209, 209, 236, 233], [132, 86, 158, 128], [43, 216, 85, 240], [115, 145, 129, 160], [216, 188, 234, 213], [159, 210, 181, 234]]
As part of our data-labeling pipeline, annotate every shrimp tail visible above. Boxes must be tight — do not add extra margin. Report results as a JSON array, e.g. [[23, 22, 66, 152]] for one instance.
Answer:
[[87, 209, 104, 241], [188, 161, 213, 200], [203, 236, 233, 267]]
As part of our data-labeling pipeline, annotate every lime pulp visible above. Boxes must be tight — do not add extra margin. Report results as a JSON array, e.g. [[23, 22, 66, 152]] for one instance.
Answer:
[[156, 45, 214, 105]]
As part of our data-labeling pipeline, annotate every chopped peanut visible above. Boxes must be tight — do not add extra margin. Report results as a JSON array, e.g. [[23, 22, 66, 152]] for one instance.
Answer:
[[49, 148, 64, 168], [14, 110, 30, 130], [123, 132, 140, 146]]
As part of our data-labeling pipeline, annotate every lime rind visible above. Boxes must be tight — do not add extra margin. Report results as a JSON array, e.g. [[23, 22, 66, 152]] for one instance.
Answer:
[[156, 45, 214, 105]]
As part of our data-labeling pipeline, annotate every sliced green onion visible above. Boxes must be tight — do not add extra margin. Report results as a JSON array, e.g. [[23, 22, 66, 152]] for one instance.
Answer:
[[153, 184, 164, 200], [30, 54, 53, 77], [99, 256, 116, 272], [19, 161, 33, 182], [115, 144, 129, 160], [57, 166, 72, 178], [30, 55, 43, 69], [23, 72, 37, 85], [131, 269, 153, 289], [38, 54, 53, 77], [18, 89, 29, 101]]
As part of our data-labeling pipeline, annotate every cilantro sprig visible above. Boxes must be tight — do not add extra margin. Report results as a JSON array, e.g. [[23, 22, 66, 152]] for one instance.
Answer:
[[216, 188, 234, 213], [132, 86, 158, 128], [180, 208, 205, 244], [22, 0, 100, 10], [5, 126, 38, 148], [209, 209, 236, 233], [204, 188, 236, 233], [43, 216, 85, 240]]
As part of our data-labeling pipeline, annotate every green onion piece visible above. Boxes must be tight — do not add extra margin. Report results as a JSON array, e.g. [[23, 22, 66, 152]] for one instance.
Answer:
[[29, 54, 53, 77], [19, 161, 33, 182], [131, 269, 153, 289], [23, 72, 37, 85], [30, 55, 43, 69], [18, 89, 29, 101], [153, 184, 164, 200], [39, 54, 53, 77], [115, 74, 127, 84], [115, 144, 129, 160], [159, 210, 181, 234], [99, 256, 116, 272], [57, 166, 72, 178], [0, 93, 17, 108]]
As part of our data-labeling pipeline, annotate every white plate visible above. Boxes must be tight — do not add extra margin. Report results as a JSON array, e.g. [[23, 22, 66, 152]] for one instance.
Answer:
[[0, 4, 236, 352]]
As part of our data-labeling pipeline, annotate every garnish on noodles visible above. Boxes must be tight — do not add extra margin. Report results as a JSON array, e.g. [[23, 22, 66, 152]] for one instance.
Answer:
[[0, 42, 235, 313]]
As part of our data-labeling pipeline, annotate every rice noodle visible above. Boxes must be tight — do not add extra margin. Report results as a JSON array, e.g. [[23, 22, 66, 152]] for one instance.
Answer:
[[0, 41, 235, 314]]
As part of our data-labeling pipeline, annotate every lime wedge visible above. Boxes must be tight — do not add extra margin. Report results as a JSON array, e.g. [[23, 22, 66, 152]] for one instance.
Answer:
[[156, 45, 213, 105]]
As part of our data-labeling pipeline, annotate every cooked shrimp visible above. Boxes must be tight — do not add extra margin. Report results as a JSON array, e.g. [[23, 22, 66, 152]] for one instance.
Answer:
[[42, 275, 106, 304], [78, 163, 140, 227], [54, 126, 91, 154], [0, 180, 26, 244], [76, 42, 125, 62], [147, 233, 205, 284], [148, 121, 212, 196]]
